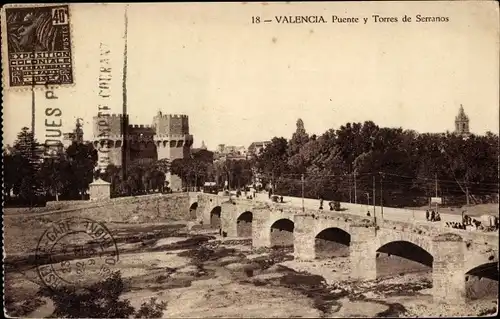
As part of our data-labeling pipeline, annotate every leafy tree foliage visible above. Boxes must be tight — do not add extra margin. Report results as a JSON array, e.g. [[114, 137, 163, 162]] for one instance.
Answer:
[[38, 272, 167, 318], [100, 161, 167, 197], [254, 119, 499, 207], [5, 127, 43, 205], [65, 142, 99, 199], [4, 127, 98, 205]]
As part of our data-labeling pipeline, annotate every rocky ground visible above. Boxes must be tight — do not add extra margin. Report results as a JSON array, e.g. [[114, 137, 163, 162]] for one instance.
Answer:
[[4, 220, 498, 318]]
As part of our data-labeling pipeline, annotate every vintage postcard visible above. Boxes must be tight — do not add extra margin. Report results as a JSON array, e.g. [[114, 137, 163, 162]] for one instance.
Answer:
[[2, 1, 499, 318]]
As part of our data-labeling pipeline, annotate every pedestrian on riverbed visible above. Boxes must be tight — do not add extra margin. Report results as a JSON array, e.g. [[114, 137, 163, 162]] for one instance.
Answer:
[[319, 196, 324, 210], [430, 210, 435, 222], [268, 188, 272, 199], [425, 210, 430, 221]]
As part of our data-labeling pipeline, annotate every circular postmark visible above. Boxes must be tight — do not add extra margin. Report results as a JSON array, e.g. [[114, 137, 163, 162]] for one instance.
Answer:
[[35, 217, 119, 290]]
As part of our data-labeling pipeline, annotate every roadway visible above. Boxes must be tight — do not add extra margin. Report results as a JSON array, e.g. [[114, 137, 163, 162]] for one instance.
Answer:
[[229, 191, 469, 226]]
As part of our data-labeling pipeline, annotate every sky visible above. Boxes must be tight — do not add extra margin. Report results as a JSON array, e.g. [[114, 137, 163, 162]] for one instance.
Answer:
[[3, 1, 499, 150]]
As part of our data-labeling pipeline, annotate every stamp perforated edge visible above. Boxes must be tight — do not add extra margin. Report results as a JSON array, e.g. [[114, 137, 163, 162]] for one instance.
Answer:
[[1, 3, 77, 92]]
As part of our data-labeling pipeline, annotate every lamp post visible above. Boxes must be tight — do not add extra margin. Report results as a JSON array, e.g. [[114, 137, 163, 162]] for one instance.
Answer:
[[380, 172, 384, 220], [365, 192, 370, 214], [301, 174, 305, 212], [354, 170, 358, 204]]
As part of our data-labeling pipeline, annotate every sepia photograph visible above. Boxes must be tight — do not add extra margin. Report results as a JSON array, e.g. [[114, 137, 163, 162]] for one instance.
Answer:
[[2, 1, 499, 318]]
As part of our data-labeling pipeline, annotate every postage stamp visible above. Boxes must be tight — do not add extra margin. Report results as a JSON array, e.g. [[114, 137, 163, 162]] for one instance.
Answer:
[[35, 217, 119, 290], [3, 4, 74, 87], [2, 2, 499, 318]]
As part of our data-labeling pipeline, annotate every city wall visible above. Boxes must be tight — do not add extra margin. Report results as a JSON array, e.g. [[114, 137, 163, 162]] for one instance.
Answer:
[[44, 193, 192, 223]]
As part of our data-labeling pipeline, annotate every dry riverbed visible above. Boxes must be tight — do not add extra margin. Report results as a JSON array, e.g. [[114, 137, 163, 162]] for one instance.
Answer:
[[4, 221, 498, 318]]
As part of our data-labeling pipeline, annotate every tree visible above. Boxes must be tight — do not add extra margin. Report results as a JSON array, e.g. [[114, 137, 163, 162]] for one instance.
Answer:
[[226, 159, 253, 189], [65, 142, 98, 199], [171, 158, 191, 187], [254, 137, 289, 191], [38, 272, 167, 318], [11, 127, 43, 204], [39, 154, 71, 201], [250, 118, 498, 207], [3, 149, 23, 201]]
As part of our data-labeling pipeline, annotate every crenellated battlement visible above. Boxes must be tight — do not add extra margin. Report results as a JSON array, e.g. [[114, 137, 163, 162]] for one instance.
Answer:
[[93, 111, 192, 168], [155, 114, 189, 120], [129, 124, 152, 129], [95, 113, 189, 120], [153, 111, 190, 136], [153, 133, 193, 139]]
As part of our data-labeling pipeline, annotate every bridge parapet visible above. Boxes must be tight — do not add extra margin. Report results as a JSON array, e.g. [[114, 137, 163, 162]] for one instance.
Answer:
[[198, 193, 498, 305]]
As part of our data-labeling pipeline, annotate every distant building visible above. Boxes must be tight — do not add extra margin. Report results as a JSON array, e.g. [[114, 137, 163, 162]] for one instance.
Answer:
[[247, 141, 270, 157], [62, 118, 84, 148], [200, 140, 207, 150], [191, 141, 207, 154], [214, 144, 247, 160], [192, 141, 214, 163], [454, 105, 470, 137], [41, 119, 85, 158]]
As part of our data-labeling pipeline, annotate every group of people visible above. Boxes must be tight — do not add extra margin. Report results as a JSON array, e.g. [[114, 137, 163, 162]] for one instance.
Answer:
[[443, 211, 499, 232], [446, 218, 486, 231], [425, 210, 441, 222], [319, 197, 339, 211], [446, 221, 473, 230]]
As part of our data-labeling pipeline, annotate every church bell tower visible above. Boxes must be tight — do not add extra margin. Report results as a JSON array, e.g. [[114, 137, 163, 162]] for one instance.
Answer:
[[454, 105, 470, 137]]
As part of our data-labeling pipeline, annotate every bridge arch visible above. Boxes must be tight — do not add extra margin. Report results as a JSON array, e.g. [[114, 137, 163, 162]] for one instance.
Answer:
[[237, 211, 253, 237], [314, 227, 351, 259], [210, 206, 222, 229], [270, 218, 294, 247], [465, 262, 499, 300], [190, 202, 198, 210], [376, 240, 434, 279], [189, 202, 198, 219]]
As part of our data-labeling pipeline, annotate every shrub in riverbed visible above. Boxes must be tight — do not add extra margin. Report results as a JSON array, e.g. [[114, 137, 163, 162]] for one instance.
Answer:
[[38, 271, 167, 318]]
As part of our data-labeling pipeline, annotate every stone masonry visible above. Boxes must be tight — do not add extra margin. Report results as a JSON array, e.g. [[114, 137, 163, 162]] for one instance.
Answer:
[[193, 193, 499, 304]]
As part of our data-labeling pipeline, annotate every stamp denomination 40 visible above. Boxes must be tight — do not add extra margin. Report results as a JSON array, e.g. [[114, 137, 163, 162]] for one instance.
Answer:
[[35, 217, 119, 290], [4, 5, 74, 87]]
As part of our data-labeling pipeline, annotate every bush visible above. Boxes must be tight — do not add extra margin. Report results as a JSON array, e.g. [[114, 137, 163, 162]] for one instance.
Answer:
[[38, 271, 167, 318], [135, 297, 167, 318]]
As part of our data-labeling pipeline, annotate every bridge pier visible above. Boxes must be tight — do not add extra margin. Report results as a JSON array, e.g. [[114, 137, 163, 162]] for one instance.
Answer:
[[252, 211, 271, 248], [294, 215, 316, 260], [350, 223, 377, 281], [432, 234, 466, 304], [221, 202, 238, 237], [195, 193, 497, 307]]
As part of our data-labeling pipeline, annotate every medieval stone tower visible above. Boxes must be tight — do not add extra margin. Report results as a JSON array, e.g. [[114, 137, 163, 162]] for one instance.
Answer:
[[92, 111, 193, 191], [454, 105, 470, 137]]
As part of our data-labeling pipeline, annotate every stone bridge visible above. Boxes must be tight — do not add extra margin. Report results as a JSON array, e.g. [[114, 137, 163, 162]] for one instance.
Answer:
[[190, 192, 499, 304]]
